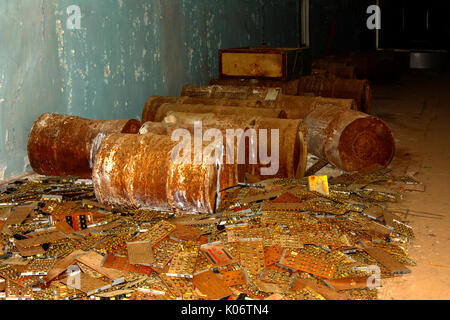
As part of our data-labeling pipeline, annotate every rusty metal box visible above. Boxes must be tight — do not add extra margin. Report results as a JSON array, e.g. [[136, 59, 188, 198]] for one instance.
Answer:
[[219, 47, 311, 80]]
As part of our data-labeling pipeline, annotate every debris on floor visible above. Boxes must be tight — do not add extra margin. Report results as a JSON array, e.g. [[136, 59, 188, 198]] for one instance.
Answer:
[[0, 169, 419, 300]]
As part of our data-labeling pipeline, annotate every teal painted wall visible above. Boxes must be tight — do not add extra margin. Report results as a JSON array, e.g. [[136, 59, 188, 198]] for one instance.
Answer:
[[0, 0, 299, 180]]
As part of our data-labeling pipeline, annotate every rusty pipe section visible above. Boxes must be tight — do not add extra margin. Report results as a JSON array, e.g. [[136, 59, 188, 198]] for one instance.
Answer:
[[153, 103, 286, 122], [142, 92, 393, 172], [180, 85, 357, 113], [93, 133, 237, 214], [144, 116, 252, 183], [143, 96, 271, 122], [180, 85, 356, 113], [162, 112, 308, 179], [162, 112, 251, 129], [304, 104, 395, 172], [144, 92, 355, 122], [139, 120, 241, 186], [27, 113, 141, 178], [251, 117, 308, 179], [209, 78, 300, 96], [181, 84, 272, 100], [299, 76, 372, 114]]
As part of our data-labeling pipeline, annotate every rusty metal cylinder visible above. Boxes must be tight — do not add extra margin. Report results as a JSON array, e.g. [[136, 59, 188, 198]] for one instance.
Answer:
[[304, 104, 395, 172], [27, 113, 141, 178], [251, 117, 308, 179], [142, 117, 251, 183], [92, 133, 237, 213], [143, 92, 394, 172], [209, 78, 300, 96], [139, 120, 241, 187], [180, 85, 358, 112], [162, 112, 251, 129], [181, 84, 272, 100], [299, 76, 372, 113], [143, 92, 356, 123], [143, 96, 272, 122], [180, 85, 357, 111], [153, 103, 286, 123], [162, 112, 308, 179]]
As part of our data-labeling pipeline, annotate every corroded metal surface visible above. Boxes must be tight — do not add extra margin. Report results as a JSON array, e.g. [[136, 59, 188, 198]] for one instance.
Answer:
[[304, 105, 395, 172], [27, 113, 141, 178], [139, 120, 241, 186], [251, 117, 308, 179], [209, 78, 300, 95], [142, 90, 393, 172], [161, 112, 308, 179], [92, 133, 238, 214], [144, 91, 355, 122], [298, 76, 372, 114], [181, 85, 272, 100], [312, 62, 356, 79], [155, 114, 256, 183], [153, 103, 286, 122]]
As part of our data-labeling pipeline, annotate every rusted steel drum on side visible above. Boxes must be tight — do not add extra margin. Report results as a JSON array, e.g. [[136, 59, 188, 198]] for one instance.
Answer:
[[93, 133, 238, 214], [181, 84, 273, 100], [142, 92, 394, 172], [209, 78, 300, 96], [163, 112, 308, 179], [143, 95, 277, 123], [299, 76, 372, 114], [251, 117, 308, 179], [160, 112, 262, 182], [153, 103, 287, 122], [139, 120, 241, 186], [304, 104, 395, 172], [27, 113, 141, 178], [179, 85, 357, 113], [143, 93, 356, 123]]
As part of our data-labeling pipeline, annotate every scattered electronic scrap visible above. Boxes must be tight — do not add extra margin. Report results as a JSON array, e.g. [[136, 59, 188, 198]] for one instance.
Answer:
[[0, 170, 419, 301], [0, 48, 419, 301]]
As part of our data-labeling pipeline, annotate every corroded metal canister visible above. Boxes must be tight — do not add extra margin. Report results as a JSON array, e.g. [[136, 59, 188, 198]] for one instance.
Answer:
[[304, 104, 395, 172], [92, 133, 238, 214], [153, 103, 286, 122], [27, 113, 141, 178], [143, 93, 356, 122], [139, 120, 241, 186], [143, 96, 271, 122], [251, 117, 308, 179], [209, 78, 300, 96], [162, 112, 308, 179], [298, 76, 372, 114], [180, 85, 357, 113], [144, 116, 252, 182], [181, 85, 272, 100], [142, 92, 394, 172]]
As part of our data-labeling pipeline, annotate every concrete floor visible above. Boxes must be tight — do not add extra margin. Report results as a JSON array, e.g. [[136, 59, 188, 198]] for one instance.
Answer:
[[370, 71, 450, 300]]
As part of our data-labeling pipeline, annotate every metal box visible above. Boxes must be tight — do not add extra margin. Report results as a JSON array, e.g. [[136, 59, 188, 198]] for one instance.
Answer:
[[219, 47, 311, 80]]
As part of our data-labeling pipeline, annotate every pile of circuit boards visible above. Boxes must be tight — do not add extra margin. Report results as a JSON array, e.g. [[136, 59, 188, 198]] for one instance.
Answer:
[[0, 170, 418, 300]]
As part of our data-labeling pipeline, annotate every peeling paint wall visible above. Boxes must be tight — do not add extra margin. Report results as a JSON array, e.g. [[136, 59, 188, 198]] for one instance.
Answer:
[[0, 0, 299, 180]]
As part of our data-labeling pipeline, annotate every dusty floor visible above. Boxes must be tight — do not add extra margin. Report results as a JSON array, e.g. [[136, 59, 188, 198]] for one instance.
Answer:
[[370, 71, 450, 300]]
